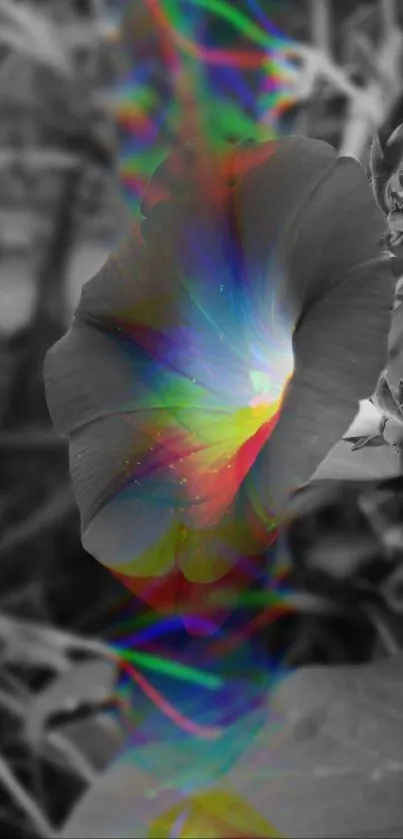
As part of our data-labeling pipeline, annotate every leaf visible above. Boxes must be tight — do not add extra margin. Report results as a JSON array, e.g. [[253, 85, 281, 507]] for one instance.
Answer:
[[228, 656, 403, 838], [60, 656, 403, 839]]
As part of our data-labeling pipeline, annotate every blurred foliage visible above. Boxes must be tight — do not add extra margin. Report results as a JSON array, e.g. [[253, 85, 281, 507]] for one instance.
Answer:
[[0, 0, 403, 836]]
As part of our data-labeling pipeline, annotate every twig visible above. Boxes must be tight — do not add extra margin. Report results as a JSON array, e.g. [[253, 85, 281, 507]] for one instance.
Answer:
[[0, 615, 115, 676], [340, 84, 380, 159], [0, 148, 80, 171], [364, 604, 400, 657], [0, 615, 220, 689], [0, 686, 25, 718], [275, 42, 380, 120], [0, 679, 99, 786], [0, 751, 57, 838], [0, 684, 98, 786]]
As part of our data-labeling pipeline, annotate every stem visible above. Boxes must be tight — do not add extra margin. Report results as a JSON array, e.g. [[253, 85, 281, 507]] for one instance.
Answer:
[[308, 0, 332, 55], [380, 0, 398, 37], [33, 160, 85, 333]]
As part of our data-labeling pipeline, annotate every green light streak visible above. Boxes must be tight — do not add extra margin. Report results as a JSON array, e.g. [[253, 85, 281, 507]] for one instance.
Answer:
[[187, 0, 275, 49], [114, 646, 223, 690]]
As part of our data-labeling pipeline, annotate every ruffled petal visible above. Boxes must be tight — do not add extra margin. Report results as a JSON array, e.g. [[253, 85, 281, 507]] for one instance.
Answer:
[[241, 153, 394, 512]]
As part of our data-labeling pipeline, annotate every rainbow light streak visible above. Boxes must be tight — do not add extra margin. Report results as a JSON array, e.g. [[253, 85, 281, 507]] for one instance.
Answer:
[[112, 0, 300, 213], [96, 3, 301, 834]]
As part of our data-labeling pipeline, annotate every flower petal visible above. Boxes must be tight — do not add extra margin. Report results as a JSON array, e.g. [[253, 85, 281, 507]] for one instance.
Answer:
[[240, 152, 395, 513]]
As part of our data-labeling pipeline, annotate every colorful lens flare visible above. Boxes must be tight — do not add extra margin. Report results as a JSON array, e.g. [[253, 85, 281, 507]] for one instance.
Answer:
[[112, 0, 299, 215], [74, 2, 302, 834]]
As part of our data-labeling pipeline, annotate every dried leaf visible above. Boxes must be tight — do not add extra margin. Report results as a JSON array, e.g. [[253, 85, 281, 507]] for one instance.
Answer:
[[26, 658, 118, 744], [348, 434, 384, 450]]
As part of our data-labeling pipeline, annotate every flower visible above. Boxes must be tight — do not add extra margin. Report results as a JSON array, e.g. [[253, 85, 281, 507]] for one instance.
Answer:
[[44, 136, 395, 631]]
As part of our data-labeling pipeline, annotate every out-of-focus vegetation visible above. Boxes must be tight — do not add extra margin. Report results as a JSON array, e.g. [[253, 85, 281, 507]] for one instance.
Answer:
[[1, 1, 403, 836], [0, 2, 133, 836]]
